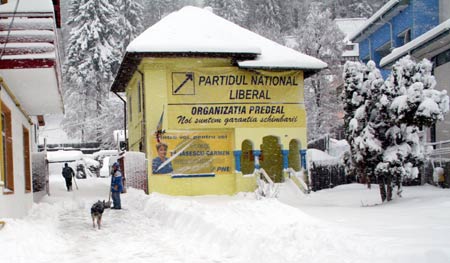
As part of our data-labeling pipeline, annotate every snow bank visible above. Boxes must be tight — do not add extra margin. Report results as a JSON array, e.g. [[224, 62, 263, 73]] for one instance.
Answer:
[[307, 148, 339, 165], [46, 150, 83, 163], [131, 190, 374, 263], [2, 173, 450, 263], [92, 150, 119, 160], [328, 139, 350, 158]]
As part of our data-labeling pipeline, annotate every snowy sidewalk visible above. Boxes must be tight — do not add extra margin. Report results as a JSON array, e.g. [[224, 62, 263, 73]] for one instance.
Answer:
[[1, 173, 450, 263]]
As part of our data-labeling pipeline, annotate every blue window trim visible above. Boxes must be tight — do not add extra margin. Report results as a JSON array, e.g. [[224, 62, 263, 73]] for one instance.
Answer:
[[171, 173, 215, 178]]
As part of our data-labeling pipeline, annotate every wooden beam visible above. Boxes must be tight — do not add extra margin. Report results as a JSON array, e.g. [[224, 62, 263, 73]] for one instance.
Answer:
[[0, 59, 55, 69]]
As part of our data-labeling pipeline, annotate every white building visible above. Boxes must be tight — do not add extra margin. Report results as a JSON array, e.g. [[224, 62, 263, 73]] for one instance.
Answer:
[[0, 0, 63, 218], [335, 18, 367, 61]]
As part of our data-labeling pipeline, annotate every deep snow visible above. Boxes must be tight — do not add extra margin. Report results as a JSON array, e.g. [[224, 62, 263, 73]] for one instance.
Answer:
[[1, 165, 450, 263]]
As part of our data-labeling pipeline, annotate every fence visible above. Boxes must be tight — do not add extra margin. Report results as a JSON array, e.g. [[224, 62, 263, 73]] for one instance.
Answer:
[[32, 152, 49, 201], [424, 140, 450, 186], [309, 162, 351, 191], [121, 152, 148, 193]]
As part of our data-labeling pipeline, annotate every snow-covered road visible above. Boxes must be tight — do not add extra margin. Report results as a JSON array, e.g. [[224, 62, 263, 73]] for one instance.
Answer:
[[1, 170, 450, 263]]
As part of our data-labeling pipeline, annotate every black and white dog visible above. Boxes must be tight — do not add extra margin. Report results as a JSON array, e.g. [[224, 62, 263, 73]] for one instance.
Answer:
[[91, 200, 106, 229]]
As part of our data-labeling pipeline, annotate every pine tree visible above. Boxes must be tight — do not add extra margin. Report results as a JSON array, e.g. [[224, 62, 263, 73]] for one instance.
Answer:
[[244, 0, 286, 42], [141, 0, 179, 28], [323, 0, 389, 18], [63, 0, 122, 144], [292, 4, 345, 141], [115, 0, 145, 54], [344, 57, 449, 202], [203, 0, 248, 26]]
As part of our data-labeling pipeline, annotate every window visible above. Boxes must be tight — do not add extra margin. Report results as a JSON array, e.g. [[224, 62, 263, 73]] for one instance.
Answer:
[[23, 127, 31, 193], [398, 29, 411, 46], [128, 96, 132, 122], [376, 41, 392, 59], [1, 101, 13, 193], [434, 48, 450, 68], [137, 81, 142, 113], [345, 44, 354, 51], [362, 55, 370, 64]]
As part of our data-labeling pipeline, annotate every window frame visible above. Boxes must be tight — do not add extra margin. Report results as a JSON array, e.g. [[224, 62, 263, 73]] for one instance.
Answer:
[[23, 126, 31, 193], [1, 101, 14, 194]]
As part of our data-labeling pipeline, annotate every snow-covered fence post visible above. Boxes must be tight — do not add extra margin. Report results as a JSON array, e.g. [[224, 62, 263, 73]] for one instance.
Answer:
[[32, 152, 49, 201], [123, 152, 148, 193]]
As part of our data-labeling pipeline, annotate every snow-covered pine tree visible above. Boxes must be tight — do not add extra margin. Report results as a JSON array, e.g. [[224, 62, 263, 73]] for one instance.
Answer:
[[63, 0, 122, 144], [293, 4, 345, 141], [203, 0, 247, 26], [344, 57, 449, 202], [115, 0, 145, 54], [343, 61, 385, 187], [93, 0, 144, 149], [99, 96, 125, 149], [244, 0, 286, 42], [323, 0, 388, 18], [141, 0, 179, 29], [376, 56, 449, 201]]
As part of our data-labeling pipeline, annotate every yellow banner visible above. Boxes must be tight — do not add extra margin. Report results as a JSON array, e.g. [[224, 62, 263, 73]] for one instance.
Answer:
[[168, 68, 305, 129], [150, 130, 234, 175]]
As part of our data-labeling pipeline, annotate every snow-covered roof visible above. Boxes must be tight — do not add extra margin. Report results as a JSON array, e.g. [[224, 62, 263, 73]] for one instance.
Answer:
[[380, 19, 450, 67], [335, 18, 367, 42], [0, 17, 54, 30], [127, 6, 326, 68], [349, 0, 409, 42], [113, 6, 326, 92], [0, 1, 62, 116], [0, 0, 54, 14], [46, 150, 84, 163], [307, 149, 340, 165], [0, 68, 63, 114]]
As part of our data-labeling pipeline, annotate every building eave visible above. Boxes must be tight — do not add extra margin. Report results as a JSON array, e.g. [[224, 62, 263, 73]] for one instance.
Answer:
[[110, 51, 258, 93], [349, 0, 410, 43], [380, 19, 450, 68]]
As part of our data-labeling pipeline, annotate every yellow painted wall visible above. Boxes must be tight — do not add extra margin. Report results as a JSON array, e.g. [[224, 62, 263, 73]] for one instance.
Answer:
[[126, 73, 145, 152], [234, 127, 307, 150], [125, 57, 306, 196]]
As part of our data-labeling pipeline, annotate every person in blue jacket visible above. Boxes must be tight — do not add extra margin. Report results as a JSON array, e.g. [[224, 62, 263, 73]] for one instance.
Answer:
[[111, 162, 123, 209]]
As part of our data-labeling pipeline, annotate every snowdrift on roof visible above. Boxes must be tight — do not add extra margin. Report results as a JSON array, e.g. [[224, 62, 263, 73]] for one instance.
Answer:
[[127, 6, 327, 70]]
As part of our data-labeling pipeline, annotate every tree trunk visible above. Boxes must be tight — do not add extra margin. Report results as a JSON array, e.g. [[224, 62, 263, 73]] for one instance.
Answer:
[[386, 175, 393, 201], [378, 177, 386, 202]]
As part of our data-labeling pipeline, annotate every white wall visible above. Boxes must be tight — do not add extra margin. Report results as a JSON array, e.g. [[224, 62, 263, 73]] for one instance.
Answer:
[[435, 61, 450, 142], [0, 90, 34, 219]]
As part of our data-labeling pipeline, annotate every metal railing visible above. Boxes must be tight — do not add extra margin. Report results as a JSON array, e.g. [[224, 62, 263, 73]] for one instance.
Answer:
[[285, 168, 310, 194], [426, 140, 450, 164], [255, 168, 279, 198]]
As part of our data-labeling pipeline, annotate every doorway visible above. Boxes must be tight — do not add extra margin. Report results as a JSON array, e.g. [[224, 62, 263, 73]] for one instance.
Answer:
[[260, 136, 283, 182]]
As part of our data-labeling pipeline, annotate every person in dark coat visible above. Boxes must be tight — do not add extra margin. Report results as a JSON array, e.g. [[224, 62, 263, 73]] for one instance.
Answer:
[[111, 162, 123, 209], [62, 163, 75, 191]]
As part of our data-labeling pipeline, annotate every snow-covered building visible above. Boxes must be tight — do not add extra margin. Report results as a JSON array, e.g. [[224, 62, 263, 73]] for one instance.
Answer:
[[111, 6, 326, 196], [335, 18, 367, 62], [0, 0, 63, 218], [350, 0, 450, 144], [349, 0, 443, 77]]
